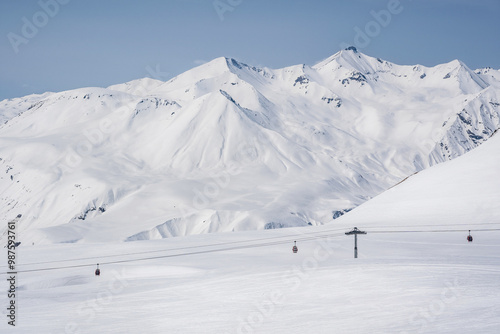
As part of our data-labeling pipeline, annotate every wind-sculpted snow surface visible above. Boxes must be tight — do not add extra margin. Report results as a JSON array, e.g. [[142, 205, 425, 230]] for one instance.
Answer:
[[1, 48, 500, 244]]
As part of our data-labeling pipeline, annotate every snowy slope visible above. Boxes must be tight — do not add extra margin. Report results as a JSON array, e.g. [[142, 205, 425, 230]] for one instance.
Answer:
[[0, 92, 54, 125], [334, 130, 500, 230], [1, 47, 500, 244], [476, 67, 500, 88], [2, 213, 499, 333]]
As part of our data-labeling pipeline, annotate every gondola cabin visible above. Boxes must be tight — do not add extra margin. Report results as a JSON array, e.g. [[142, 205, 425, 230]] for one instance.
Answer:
[[95, 263, 100, 276], [467, 230, 473, 242], [292, 241, 298, 253]]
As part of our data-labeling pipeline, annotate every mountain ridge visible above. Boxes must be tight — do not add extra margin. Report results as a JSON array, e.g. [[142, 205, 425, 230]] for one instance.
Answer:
[[1, 48, 499, 244]]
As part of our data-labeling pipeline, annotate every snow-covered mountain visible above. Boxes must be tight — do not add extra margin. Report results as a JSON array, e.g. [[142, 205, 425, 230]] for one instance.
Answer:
[[1, 47, 500, 244], [336, 128, 500, 230], [11, 128, 500, 333]]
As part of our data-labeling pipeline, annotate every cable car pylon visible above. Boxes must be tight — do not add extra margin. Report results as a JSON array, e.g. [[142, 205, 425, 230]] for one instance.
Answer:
[[345, 227, 367, 258]]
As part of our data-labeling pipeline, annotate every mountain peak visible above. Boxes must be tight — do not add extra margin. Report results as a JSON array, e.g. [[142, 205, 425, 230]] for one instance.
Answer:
[[183, 56, 252, 78], [225, 57, 247, 70], [313, 48, 387, 76], [446, 59, 466, 69], [107, 77, 165, 96], [191, 57, 251, 73]]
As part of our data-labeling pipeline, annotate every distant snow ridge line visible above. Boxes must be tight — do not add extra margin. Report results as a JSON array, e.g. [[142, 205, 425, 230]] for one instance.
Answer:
[[1, 47, 500, 244]]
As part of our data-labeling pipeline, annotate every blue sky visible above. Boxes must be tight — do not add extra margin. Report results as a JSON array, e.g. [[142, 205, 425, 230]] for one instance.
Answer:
[[1, 0, 499, 100]]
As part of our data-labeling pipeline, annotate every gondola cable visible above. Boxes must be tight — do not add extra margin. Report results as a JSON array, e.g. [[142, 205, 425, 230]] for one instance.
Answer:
[[3, 232, 348, 274], [3, 227, 500, 274], [0, 226, 351, 268]]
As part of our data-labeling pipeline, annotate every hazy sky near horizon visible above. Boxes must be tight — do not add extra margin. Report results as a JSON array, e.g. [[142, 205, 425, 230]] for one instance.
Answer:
[[1, 0, 499, 100]]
